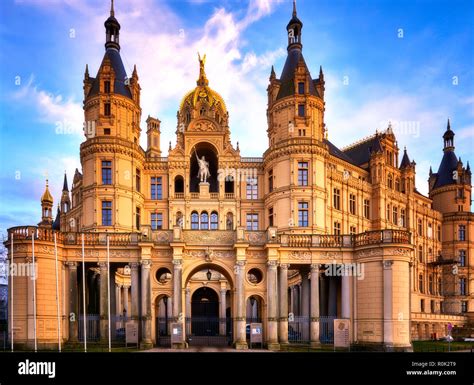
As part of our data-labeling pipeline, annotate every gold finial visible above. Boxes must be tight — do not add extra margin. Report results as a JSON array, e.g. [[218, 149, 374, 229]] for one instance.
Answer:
[[197, 52, 209, 86]]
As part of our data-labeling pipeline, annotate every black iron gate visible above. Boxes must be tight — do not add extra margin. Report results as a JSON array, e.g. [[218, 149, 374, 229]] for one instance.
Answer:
[[156, 317, 171, 347], [186, 317, 232, 346], [288, 316, 310, 343]]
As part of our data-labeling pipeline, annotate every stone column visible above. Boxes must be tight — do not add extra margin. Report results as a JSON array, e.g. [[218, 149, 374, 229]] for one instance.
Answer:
[[140, 260, 152, 348], [266, 260, 280, 350], [172, 259, 184, 348], [383, 260, 394, 349], [278, 264, 289, 345], [341, 272, 351, 319], [122, 285, 129, 317], [185, 287, 191, 336], [219, 288, 227, 336], [116, 284, 122, 329], [130, 262, 140, 321], [310, 264, 320, 346], [98, 262, 108, 343], [301, 269, 310, 341], [328, 274, 338, 317], [234, 261, 247, 349], [67, 262, 78, 342]]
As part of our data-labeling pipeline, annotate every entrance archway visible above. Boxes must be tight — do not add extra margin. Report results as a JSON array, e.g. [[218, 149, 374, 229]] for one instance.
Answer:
[[184, 264, 233, 346]]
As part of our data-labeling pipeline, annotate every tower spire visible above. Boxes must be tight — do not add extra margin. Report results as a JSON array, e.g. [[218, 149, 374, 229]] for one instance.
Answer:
[[104, 0, 121, 51], [286, 0, 303, 51], [293, 0, 297, 17], [111, 0, 115, 17]]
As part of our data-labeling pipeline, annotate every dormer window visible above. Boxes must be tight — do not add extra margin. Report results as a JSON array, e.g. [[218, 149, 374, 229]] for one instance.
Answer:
[[298, 82, 305, 94], [104, 80, 110, 93]]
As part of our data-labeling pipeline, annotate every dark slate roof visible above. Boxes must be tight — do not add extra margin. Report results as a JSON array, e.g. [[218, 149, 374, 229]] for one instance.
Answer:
[[399, 149, 411, 169], [63, 173, 69, 192], [88, 48, 132, 99], [52, 208, 60, 230], [276, 49, 319, 100], [324, 139, 356, 164], [342, 135, 382, 166], [433, 150, 458, 189]]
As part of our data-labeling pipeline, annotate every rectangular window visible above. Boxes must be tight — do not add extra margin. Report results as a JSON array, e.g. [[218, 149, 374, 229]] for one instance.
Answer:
[[459, 225, 466, 241], [268, 169, 273, 193], [364, 199, 370, 219], [298, 104, 305, 117], [136, 168, 141, 192], [460, 277, 467, 295], [400, 209, 406, 227], [350, 226, 357, 235], [418, 245, 423, 262], [298, 162, 309, 186], [430, 300, 435, 313], [104, 128, 111, 135], [104, 80, 110, 93], [102, 201, 112, 226], [298, 82, 305, 95], [151, 212, 163, 230], [461, 301, 468, 313], [333, 188, 341, 210], [136, 207, 141, 230], [459, 250, 466, 267], [420, 299, 425, 312], [104, 102, 111, 116], [349, 194, 356, 215], [246, 177, 258, 199], [334, 221, 341, 236], [392, 206, 398, 225], [437, 225, 441, 241], [151, 176, 163, 200], [102, 160, 112, 185], [418, 219, 423, 236], [246, 213, 258, 231], [298, 202, 309, 227], [268, 207, 274, 227]]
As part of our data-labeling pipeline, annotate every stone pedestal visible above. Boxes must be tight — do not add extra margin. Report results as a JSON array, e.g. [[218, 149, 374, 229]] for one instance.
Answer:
[[199, 182, 210, 198]]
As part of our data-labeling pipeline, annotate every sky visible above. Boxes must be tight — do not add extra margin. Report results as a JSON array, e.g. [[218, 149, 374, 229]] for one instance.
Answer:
[[0, 0, 473, 237]]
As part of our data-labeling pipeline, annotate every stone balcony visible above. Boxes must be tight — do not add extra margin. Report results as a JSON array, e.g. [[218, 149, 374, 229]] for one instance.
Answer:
[[6, 226, 411, 249]]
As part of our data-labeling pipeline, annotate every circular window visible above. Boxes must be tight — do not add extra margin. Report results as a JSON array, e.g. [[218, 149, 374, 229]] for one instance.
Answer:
[[247, 268, 263, 284], [156, 267, 172, 284]]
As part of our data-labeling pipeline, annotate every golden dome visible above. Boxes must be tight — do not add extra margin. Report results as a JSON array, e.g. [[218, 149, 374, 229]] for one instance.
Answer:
[[179, 53, 227, 115], [41, 180, 54, 204]]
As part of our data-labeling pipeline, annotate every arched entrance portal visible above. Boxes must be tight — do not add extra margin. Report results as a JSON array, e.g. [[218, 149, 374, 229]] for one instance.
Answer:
[[185, 266, 233, 346]]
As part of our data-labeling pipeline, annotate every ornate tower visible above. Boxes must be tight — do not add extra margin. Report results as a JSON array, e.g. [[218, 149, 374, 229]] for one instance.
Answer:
[[264, 1, 327, 232], [266, 0, 325, 146], [38, 180, 53, 227], [79, 1, 144, 232]]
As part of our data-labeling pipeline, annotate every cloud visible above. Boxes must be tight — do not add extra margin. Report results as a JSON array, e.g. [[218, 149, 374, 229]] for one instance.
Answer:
[[12, 75, 83, 136]]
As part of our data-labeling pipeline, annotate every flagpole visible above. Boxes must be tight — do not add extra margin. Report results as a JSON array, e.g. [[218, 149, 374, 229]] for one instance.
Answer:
[[10, 233, 14, 352], [32, 230, 37, 352], [106, 235, 111, 352], [54, 232, 61, 352], [81, 234, 87, 353]]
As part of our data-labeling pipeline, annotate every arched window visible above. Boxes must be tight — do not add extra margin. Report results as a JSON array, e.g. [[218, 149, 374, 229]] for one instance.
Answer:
[[191, 211, 199, 230], [210, 211, 218, 230], [200, 211, 209, 230], [387, 173, 393, 189], [395, 178, 400, 192]]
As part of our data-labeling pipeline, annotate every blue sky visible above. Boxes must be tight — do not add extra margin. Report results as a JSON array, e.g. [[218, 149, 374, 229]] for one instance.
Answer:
[[0, 0, 473, 237]]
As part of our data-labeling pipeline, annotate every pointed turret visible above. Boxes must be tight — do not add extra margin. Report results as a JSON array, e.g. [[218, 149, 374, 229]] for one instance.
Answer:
[[60, 172, 71, 213], [399, 147, 411, 169], [39, 179, 53, 227]]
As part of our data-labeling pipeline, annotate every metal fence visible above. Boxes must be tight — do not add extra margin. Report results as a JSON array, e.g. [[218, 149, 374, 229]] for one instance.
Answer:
[[288, 316, 310, 343], [320, 316, 336, 344], [156, 317, 171, 347], [78, 314, 100, 342]]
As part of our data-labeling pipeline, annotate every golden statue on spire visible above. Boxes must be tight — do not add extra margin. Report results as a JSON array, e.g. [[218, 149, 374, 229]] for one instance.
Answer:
[[197, 52, 208, 86]]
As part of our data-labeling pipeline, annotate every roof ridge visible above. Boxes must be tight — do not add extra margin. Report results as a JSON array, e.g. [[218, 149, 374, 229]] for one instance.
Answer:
[[341, 133, 378, 152]]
